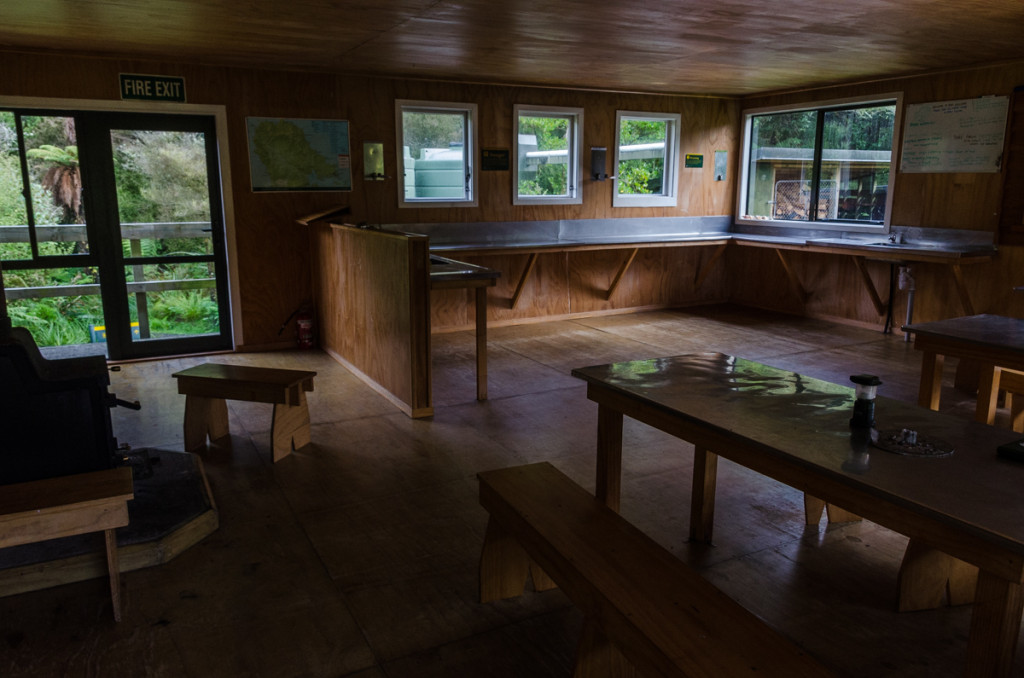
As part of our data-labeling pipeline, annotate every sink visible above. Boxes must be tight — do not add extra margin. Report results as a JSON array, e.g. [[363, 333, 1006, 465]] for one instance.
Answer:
[[810, 237, 938, 251], [866, 241, 935, 249]]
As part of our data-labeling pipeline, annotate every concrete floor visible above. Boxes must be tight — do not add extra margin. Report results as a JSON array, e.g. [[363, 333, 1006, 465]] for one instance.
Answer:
[[1, 304, 1020, 677]]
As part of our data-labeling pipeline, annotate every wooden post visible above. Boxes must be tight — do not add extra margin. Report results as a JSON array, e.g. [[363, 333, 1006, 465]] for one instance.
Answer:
[[690, 448, 718, 543], [596, 403, 624, 512]]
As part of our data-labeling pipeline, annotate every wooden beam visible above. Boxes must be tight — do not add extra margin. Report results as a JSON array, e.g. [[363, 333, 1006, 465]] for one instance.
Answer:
[[606, 247, 638, 300], [694, 242, 728, 289], [951, 264, 976, 316], [510, 252, 538, 309], [774, 248, 810, 303], [852, 256, 887, 316]]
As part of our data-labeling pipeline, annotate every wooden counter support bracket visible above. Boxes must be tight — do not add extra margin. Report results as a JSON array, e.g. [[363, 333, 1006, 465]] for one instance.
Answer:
[[694, 242, 728, 290], [478, 462, 834, 678], [510, 252, 538, 310], [0, 467, 134, 621], [605, 247, 638, 300], [951, 264, 975, 316], [852, 256, 888, 316], [774, 248, 810, 304]]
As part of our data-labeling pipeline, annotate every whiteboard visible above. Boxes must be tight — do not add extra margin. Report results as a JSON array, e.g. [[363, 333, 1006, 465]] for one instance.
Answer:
[[900, 96, 1009, 173]]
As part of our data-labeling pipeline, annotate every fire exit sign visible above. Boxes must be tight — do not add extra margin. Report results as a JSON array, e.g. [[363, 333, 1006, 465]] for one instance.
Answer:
[[119, 74, 186, 102]]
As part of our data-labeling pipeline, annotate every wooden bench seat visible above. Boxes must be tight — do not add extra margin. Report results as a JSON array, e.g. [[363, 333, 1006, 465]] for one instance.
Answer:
[[478, 462, 833, 678], [172, 363, 316, 462], [0, 467, 134, 621]]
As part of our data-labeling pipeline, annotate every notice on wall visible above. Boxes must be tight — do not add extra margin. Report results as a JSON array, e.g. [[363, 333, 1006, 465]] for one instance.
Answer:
[[900, 96, 1009, 173]]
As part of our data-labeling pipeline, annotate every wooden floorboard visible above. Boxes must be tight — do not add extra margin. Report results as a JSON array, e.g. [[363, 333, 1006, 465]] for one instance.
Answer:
[[1, 304, 1021, 677]]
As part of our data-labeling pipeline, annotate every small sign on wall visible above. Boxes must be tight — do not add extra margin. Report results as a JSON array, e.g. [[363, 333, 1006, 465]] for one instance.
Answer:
[[684, 153, 703, 168], [481, 148, 510, 171], [119, 74, 186, 102]]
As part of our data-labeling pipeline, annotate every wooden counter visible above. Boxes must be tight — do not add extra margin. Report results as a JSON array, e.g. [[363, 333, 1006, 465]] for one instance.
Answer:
[[308, 223, 499, 418]]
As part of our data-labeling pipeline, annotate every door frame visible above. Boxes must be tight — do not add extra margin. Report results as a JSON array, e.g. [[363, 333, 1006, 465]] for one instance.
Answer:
[[0, 95, 241, 351]]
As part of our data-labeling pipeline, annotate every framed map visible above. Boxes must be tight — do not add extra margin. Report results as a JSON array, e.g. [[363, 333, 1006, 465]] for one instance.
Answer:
[[246, 117, 352, 191]]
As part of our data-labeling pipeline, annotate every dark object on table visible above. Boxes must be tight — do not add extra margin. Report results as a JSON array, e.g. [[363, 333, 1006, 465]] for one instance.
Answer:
[[997, 438, 1024, 462]]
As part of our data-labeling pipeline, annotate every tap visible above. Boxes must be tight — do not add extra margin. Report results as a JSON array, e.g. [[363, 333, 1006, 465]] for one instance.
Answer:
[[889, 231, 903, 244]]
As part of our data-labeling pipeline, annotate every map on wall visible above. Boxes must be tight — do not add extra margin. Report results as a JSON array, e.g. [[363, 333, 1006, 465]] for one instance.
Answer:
[[246, 117, 352, 191], [900, 96, 1009, 174]]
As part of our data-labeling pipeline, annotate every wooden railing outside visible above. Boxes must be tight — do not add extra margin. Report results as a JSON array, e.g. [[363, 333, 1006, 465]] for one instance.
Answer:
[[0, 222, 216, 340]]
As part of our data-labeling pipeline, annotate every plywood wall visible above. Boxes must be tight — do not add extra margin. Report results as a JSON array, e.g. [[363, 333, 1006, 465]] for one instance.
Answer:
[[731, 61, 1024, 325], [2, 48, 1022, 345]]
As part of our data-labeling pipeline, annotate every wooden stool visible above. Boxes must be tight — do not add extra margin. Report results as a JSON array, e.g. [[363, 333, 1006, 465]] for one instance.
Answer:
[[0, 467, 134, 621], [998, 369, 1024, 433], [172, 363, 316, 462]]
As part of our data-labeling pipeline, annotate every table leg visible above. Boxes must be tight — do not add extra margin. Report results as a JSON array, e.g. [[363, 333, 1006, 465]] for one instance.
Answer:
[[105, 528, 122, 622], [918, 351, 944, 410], [596, 404, 623, 512], [271, 390, 311, 462], [183, 395, 229, 450], [804, 495, 862, 524], [965, 569, 1023, 678], [804, 494, 826, 525], [475, 286, 488, 401], [975, 365, 1001, 426], [898, 538, 978, 612], [690, 448, 718, 544]]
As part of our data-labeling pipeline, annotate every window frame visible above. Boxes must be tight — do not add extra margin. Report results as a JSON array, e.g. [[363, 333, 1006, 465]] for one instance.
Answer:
[[736, 93, 902, 233], [395, 99, 478, 208], [612, 110, 681, 208], [512, 104, 583, 206]]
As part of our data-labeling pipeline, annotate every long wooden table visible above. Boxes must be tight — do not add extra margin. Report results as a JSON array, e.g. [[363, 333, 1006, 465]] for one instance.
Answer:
[[905, 314, 1024, 426], [571, 353, 1024, 677]]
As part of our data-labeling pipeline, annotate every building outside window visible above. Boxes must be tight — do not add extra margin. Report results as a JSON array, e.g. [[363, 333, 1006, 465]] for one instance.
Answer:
[[513, 104, 583, 206], [396, 100, 478, 207], [739, 95, 900, 231], [612, 111, 681, 207]]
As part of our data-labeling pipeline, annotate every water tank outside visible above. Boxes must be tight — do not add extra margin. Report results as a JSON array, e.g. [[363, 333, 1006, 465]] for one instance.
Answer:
[[405, 146, 465, 199]]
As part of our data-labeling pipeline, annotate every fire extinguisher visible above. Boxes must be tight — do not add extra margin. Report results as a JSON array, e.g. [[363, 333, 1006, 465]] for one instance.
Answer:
[[296, 311, 315, 349]]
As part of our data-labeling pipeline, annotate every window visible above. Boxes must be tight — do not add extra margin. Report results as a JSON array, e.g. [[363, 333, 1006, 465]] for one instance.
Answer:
[[739, 95, 900, 230], [613, 111, 681, 207], [513, 105, 583, 205], [396, 100, 478, 207]]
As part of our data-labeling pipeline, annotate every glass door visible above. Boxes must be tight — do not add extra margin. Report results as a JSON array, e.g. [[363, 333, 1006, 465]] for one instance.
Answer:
[[81, 112, 232, 360], [1, 110, 106, 357]]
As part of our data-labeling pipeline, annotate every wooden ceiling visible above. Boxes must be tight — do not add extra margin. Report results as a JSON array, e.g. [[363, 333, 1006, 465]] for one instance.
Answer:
[[3, 0, 1024, 96]]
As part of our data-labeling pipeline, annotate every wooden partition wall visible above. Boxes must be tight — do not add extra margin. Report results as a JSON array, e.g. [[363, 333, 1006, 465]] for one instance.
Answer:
[[309, 222, 432, 417]]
